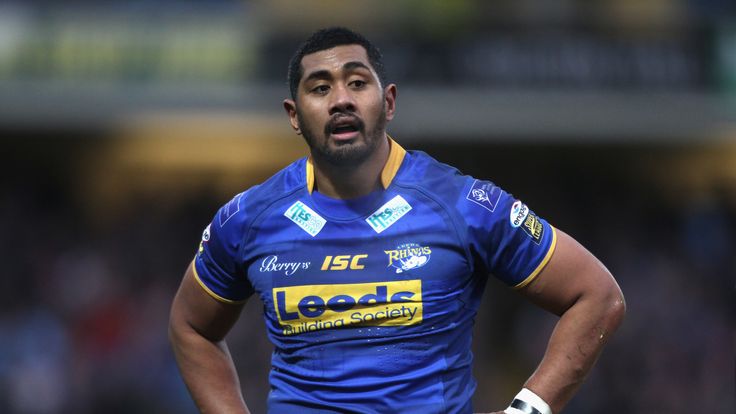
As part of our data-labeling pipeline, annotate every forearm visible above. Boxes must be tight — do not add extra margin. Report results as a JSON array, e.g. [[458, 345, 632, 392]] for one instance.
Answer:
[[170, 324, 250, 414], [523, 292, 625, 413]]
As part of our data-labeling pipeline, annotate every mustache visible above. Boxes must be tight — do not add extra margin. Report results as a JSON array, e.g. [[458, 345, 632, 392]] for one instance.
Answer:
[[324, 114, 364, 135]]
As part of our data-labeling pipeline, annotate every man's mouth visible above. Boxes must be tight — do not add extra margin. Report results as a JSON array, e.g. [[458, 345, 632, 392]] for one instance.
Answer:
[[327, 116, 362, 140]]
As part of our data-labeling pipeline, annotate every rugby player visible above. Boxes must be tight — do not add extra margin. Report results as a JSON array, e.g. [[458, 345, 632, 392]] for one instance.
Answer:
[[169, 27, 625, 414]]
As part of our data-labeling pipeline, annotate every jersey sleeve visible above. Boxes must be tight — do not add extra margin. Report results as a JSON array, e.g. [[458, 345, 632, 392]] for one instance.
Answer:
[[192, 192, 254, 304], [459, 178, 557, 288]]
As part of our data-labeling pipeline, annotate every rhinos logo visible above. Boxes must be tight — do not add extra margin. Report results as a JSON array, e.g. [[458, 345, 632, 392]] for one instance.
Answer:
[[384, 243, 432, 273]]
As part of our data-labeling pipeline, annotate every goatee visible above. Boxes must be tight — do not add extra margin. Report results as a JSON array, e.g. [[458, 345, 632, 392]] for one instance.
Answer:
[[298, 109, 387, 167]]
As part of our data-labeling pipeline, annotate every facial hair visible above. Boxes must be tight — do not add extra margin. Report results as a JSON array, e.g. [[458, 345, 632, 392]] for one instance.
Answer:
[[297, 105, 387, 167]]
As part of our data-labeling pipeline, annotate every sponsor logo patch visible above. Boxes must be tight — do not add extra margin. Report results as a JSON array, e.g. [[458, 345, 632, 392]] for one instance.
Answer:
[[273, 280, 423, 336], [198, 224, 211, 255], [259, 255, 310, 276], [466, 180, 501, 212], [366, 195, 412, 233], [509, 200, 529, 228], [384, 243, 432, 273], [284, 201, 326, 237], [219, 193, 243, 227], [522, 213, 544, 244], [321, 254, 368, 271], [201, 224, 211, 242]]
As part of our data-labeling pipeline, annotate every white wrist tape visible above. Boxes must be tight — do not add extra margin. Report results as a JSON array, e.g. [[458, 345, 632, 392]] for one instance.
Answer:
[[505, 388, 552, 414]]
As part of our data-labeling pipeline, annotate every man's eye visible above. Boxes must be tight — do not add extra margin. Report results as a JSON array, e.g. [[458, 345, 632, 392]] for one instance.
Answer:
[[350, 80, 366, 88], [312, 85, 330, 94]]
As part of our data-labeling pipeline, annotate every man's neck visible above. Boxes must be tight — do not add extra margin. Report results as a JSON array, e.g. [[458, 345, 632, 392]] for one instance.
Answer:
[[311, 136, 390, 199]]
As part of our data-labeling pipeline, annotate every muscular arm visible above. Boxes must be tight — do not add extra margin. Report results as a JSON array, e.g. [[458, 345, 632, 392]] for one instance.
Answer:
[[514, 228, 626, 413], [169, 262, 250, 414]]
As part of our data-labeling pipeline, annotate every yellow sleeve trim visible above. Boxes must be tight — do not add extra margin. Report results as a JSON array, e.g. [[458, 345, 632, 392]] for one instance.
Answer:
[[191, 259, 248, 305], [513, 226, 558, 290]]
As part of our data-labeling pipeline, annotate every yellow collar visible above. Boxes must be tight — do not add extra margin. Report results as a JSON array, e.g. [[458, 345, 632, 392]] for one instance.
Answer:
[[306, 136, 406, 194]]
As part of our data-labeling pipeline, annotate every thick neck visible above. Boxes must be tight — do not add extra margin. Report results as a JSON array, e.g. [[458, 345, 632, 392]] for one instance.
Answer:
[[311, 135, 390, 199]]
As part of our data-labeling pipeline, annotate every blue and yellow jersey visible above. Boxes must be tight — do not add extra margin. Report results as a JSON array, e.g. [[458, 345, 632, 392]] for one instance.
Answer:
[[193, 138, 557, 413]]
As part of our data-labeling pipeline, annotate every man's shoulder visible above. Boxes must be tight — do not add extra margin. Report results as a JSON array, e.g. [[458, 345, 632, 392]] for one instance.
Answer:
[[396, 150, 508, 222], [213, 157, 308, 228], [397, 150, 470, 195], [247, 157, 308, 202]]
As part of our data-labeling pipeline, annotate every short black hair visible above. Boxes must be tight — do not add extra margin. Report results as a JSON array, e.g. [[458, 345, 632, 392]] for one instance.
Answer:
[[287, 27, 387, 100]]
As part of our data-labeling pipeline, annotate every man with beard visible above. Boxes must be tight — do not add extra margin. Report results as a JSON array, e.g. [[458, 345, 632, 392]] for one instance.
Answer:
[[169, 27, 625, 414]]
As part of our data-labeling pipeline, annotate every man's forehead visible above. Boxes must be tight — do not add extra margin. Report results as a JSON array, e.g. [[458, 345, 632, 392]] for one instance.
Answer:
[[300, 44, 372, 75]]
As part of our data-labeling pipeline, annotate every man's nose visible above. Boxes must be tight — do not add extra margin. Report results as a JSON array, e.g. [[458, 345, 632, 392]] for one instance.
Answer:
[[328, 84, 356, 114]]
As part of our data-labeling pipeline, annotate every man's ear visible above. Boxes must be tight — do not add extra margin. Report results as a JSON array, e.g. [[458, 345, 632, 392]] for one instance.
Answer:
[[383, 84, 397, 122], [283, 99, 301, 135]]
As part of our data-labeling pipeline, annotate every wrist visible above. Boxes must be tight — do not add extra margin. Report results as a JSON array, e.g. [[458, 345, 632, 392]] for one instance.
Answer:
[[505, 388, 552, 414]]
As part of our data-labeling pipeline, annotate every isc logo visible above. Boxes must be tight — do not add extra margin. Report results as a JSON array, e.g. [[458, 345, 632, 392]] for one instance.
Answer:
[[321, 254, 368, 271]]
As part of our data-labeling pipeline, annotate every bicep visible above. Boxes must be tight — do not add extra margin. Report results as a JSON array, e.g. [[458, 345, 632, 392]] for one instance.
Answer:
[[170, 262, 246, 342], [518, 228, 623, 316]]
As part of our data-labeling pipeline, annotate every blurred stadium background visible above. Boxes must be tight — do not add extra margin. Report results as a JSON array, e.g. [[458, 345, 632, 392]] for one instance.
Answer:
[[1, 1, 734, 413]]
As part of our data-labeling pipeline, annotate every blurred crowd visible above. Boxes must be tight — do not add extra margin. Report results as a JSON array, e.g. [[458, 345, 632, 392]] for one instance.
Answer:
[[0, 140, 733, 413], [0, 176, 201, 413]]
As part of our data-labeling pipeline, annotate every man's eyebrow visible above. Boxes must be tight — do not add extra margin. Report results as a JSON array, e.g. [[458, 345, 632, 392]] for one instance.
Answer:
[[303, 69, 332, 84], [303, 61, 373, 84], [343, 61, 372, 72]]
